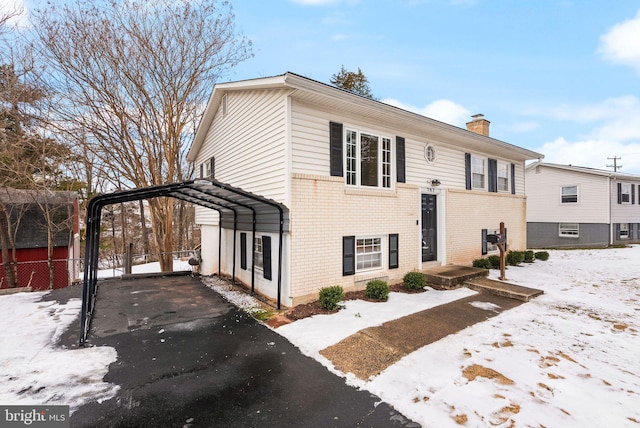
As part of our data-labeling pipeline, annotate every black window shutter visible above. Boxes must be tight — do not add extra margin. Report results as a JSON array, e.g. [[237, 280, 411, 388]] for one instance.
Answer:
[[396, 136, 406, 183], [343, 236, 355, 276], [481, 229, 488, 255], [614, 223, 621, 240], [240, 233, 247, 270], [465, 153, 472, 190], [632, 184, 636, 204], [199, 164, 203, 178], [488, 158, 497, 192], [618, 183, 622, 204], [209, 157, 215, 179], [330, 122, 343, 177], [262, 236, 272, 280], [511, 163, 516, 194], [389, 234, 399, 269]]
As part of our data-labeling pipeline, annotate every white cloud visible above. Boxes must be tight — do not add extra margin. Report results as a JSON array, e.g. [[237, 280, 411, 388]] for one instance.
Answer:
[[382, 98, 471, 126], [548, 95, 640, 123], [535, 137, 640, 175], [598, 9, 640, 74]]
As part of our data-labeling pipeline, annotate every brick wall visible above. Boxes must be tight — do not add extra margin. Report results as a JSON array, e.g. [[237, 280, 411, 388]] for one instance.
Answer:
[[445, 189, 527, 265], [289, 173, 421, 305]]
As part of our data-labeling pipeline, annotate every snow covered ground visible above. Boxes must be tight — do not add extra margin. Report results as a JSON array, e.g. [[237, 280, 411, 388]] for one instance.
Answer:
[[275, 246, 640, 427], [0, 248, 638, 426]]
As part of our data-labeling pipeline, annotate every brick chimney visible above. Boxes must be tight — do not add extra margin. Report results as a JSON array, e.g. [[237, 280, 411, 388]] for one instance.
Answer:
[[466, 114, 490, 136]]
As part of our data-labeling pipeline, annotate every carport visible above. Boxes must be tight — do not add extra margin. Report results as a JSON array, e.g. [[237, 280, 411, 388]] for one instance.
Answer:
[[80, 179, 289, 345]]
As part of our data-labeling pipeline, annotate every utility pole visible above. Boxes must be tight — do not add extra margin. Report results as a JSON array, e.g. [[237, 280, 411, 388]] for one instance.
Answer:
[[606, 156, 622, 172]]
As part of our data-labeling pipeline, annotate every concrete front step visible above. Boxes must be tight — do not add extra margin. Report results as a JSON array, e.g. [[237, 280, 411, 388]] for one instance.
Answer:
[[464, 277, 544, 302], [422, 265, 488, 289]]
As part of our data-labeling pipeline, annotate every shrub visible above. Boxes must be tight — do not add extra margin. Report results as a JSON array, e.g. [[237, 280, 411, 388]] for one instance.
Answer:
[[535, 251, 550, 261], [472, 258, 491, 269], [506, 250, 525, 266], [366, 279, 390, 301], [319, 285, 343, 311], [488, 255, 501, 269], [403, 271, 426, 290], [524, 250, 535, 263]]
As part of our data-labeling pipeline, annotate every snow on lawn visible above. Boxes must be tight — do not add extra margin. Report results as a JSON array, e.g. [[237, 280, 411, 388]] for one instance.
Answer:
[[0, 292, 119, 412], [97, 259, 193, 278], [277, 246, 640, 427]]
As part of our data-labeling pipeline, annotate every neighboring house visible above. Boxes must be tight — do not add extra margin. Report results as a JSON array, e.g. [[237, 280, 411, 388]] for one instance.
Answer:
[[0, 188, 80, 290], [525, 161, 640, 248], [187, 72, 543, 306]]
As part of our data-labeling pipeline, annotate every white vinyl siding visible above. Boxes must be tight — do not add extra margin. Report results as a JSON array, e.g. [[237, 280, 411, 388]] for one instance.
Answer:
[[525, 166, 610, 223], [611, 180, 640, 223], [194, 89, 289, 225]]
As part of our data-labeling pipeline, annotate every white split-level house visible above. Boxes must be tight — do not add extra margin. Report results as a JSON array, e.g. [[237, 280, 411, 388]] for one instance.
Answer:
[[526, 162, 640, 248], [187, 72, 543, 307]]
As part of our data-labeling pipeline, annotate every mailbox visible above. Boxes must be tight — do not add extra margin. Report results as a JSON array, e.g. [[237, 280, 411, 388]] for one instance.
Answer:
[[486, 233, 506, 244]]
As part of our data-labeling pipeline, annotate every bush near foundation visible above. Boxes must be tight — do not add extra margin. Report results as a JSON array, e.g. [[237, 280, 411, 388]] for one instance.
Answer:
[[534, 251, 550, 261], [403, 271, 426, 290], [488, 255, 501, 269], [524, 250, 535, 263], [319, 285, 344, 311], [472, 258, 492, 269], [506, 250, 525, 266], [366, 280, 390, 301]]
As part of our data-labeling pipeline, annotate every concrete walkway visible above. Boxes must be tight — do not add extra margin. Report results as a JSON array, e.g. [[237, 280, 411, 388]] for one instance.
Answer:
[[321, 291, 526, 380]]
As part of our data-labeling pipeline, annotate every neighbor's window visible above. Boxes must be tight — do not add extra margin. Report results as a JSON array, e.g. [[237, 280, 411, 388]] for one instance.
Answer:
[[254, 236, 263, 269], [471, 156, 485, 189], [559, 223, 579, 238], [561, 186, 578, 203], [356, 237, 382, 270], [619, 223, 630, 239], [497, 162, 509, 192], [620, 183, 631, 204], [345, 128, 392, 189]]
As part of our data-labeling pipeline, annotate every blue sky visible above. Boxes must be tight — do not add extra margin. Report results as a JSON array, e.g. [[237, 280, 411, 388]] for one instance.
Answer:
[[5, 0, 640, 173], [229, 0, 640, 174]]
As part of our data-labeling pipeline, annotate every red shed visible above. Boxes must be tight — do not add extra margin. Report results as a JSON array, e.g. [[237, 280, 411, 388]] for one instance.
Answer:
[[0, 189, 80, 291]]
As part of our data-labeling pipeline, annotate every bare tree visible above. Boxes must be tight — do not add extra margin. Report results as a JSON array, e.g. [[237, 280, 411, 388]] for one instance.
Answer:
[[29, 0, 252, 271]]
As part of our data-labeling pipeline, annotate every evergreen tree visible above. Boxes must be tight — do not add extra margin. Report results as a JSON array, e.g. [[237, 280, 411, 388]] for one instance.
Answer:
[[330, 66, 375, 99]]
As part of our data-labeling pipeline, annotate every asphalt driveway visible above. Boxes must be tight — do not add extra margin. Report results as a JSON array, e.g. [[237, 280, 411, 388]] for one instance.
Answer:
[[55, 275, 418, 427]]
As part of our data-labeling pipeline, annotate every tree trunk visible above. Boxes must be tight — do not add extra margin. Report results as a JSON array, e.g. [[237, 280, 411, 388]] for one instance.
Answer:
[[0, 204, 18, 288], [149, 197, 174, 272], [139, 199, 150, 259]]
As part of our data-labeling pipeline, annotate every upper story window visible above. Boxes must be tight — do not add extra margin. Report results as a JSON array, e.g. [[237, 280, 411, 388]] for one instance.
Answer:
[[497, 162, 509, 192], [561, 185, 578, 203], [620, 183, 631, 204], [471, 156, 485, 189], [345, 128, 392, 188]]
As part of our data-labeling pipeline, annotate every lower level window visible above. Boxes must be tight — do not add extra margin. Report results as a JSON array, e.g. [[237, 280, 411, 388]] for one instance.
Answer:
[[356, 237, 382, 270], [559, 223, 579, 237], [620, 223, 630, 239], [254, 237, 263, 269]]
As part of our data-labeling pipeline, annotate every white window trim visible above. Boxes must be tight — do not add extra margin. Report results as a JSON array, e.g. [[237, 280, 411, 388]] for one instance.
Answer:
[[497, 161, 510, 193], [620, 183, 631, 204], [355, 236, 384, 272], [619, 223, 630, 239], [561, 185, 578, 204], [254, 235, 264, 270], [559, 223, 579, 238], [344, 127, 394, 189], [471, 156, 486, 190]]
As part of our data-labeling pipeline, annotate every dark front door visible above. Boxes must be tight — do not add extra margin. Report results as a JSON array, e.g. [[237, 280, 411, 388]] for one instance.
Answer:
[[421, 194, 437, 262]]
